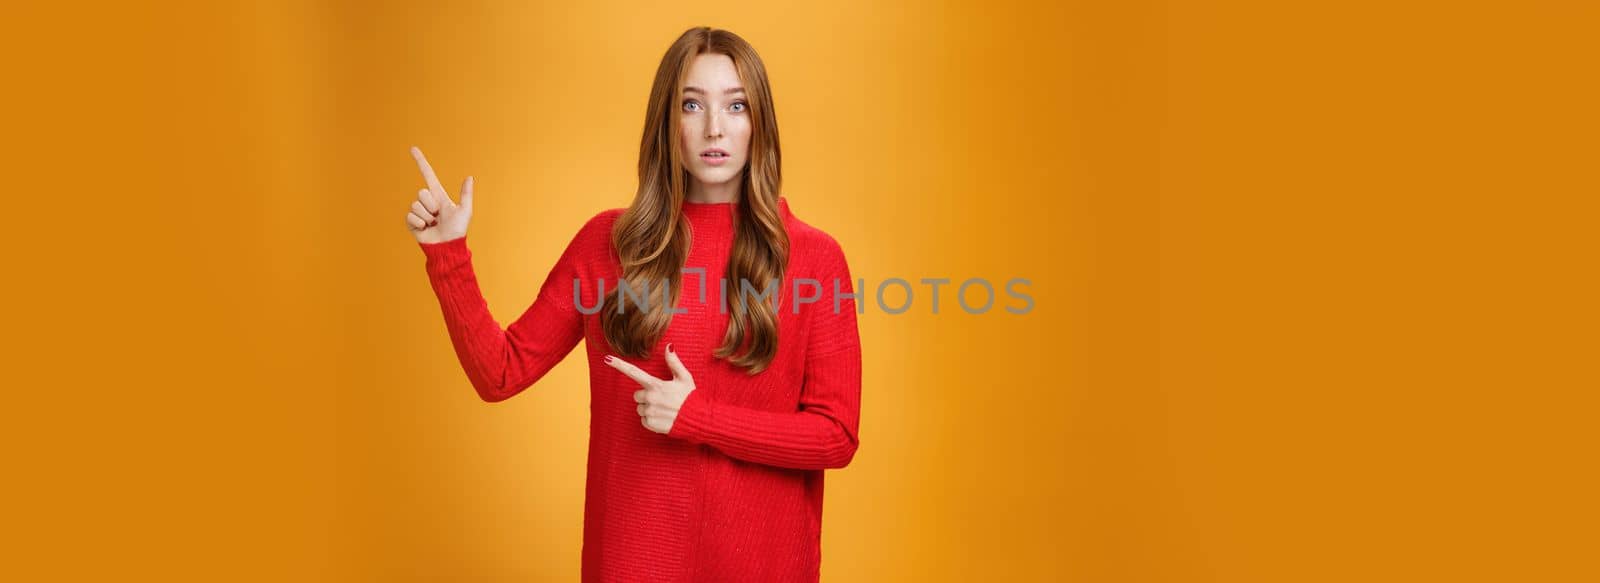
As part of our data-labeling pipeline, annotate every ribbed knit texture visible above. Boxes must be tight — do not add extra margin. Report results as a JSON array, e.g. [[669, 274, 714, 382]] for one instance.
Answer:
[[418, 196, 862, 582]]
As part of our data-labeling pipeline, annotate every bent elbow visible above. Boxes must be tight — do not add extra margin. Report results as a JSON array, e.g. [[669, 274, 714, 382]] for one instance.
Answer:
[[823, 437, 859, 470], [475, 385, 513, 403], [472, 377, 522, 403], [468, 365, 528, 403]]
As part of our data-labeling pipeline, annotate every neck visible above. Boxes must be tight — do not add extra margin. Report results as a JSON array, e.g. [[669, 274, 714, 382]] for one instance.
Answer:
[[686, 173, 742, 204]]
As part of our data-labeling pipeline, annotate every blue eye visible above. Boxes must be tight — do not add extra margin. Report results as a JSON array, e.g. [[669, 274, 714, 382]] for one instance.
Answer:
[[683, 99, 746, 113]]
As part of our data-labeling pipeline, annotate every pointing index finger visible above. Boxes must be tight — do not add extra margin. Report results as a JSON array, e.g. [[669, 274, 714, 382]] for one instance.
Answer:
[[410, 146, 452, 206], [605, 355, 661, 387]]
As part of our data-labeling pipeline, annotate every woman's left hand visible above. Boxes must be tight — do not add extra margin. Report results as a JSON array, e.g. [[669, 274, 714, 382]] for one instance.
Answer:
[[605, 343, 696, 434]]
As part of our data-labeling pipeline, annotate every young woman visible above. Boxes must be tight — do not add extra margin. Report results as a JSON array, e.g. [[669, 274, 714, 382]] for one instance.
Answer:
[[402, 27, 862, 582]]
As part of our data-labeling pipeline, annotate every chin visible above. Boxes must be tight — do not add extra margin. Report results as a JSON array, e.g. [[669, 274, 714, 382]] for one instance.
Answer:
[[694, 167, 743, 184]]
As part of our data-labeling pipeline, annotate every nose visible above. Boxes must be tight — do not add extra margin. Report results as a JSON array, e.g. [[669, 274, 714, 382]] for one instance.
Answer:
[[705, 111, 724, 140]]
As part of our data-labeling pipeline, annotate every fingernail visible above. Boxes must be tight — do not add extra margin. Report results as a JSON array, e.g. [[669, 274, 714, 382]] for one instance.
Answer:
[[667, 343, 674, 353], [604, 355, 614, 363]]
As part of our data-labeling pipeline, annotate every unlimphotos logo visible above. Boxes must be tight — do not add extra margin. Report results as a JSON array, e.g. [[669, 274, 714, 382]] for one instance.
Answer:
[[573, 268, 1033, 315]]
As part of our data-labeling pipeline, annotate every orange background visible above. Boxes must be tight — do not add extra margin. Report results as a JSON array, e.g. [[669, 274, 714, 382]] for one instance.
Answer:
[[3, 1, 1597, 581]]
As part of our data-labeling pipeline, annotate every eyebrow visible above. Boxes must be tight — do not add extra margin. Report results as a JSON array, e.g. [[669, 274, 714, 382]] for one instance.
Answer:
[[683, 86, 746, 95]]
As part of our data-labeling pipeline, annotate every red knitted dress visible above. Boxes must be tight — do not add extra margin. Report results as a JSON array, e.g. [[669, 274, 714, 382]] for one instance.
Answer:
[[418, 196, 862, 582]]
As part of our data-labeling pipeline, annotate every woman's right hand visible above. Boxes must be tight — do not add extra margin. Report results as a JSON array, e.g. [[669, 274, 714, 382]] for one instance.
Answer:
[[405, 146, 474, 244]]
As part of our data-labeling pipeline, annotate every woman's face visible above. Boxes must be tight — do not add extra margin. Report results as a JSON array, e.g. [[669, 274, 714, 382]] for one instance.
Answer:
[[678, 53, 752, 190]]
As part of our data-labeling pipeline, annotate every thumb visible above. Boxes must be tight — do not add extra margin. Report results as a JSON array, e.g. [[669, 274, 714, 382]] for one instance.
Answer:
[[664, 343, 692, 382], [459, 176, 474, 211]]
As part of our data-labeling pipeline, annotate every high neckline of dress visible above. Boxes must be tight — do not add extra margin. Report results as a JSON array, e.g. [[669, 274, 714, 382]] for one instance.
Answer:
[[680, 198, 736, 223], [678, 196, 791, 225], [678, 196, 790, 209]]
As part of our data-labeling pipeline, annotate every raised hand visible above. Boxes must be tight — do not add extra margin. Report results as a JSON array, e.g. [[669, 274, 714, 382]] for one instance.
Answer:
[[606, 344, 697, 434], [404, 146, 475, 244]]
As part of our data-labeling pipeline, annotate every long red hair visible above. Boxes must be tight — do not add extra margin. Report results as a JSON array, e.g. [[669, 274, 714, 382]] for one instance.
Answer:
[[600, 27, 788, 374]]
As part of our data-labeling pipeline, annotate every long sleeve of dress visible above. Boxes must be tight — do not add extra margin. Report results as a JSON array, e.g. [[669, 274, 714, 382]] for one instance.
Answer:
[[418, 234, 586, 403], [667, 239, 863, 471]]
